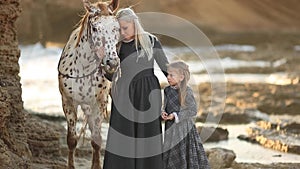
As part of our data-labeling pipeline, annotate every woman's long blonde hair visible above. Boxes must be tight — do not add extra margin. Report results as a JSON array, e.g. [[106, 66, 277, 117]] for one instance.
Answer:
[[116, 8, 155, 61], [168, 61, 190, 106]]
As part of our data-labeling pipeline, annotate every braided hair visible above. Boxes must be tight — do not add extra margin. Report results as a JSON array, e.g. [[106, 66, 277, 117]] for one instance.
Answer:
[[167, 60, 190, 106]]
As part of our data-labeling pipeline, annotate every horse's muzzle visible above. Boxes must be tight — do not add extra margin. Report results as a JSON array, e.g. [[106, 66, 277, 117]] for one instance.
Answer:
[[104, 58, 119, 74]]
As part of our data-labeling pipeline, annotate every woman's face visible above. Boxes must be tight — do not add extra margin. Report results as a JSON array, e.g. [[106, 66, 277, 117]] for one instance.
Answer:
[[119, 20, 135, 41]]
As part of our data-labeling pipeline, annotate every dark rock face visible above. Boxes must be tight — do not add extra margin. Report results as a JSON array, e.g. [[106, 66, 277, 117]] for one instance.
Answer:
[[0, 1, 66, 168], [0, 1, 31, 168]]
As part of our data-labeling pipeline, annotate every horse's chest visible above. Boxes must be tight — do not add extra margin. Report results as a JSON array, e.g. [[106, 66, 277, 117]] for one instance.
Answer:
[[61, 75, 110, 103]]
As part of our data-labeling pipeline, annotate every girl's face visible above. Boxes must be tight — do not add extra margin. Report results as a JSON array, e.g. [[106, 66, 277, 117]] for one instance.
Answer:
[[119, 20, 135, 41], [167, 68, 184, 87]]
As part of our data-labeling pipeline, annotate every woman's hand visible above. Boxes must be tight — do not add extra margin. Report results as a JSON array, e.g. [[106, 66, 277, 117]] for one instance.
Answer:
[[161, 112, 168, 121], [94, 46, 105, 60]]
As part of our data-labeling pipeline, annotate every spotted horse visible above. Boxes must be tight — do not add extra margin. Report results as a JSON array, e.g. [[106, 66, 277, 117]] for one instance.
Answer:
[[57, 0, 119, 168]]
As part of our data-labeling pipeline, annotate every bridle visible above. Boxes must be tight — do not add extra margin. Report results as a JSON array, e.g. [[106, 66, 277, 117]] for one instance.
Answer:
[[58, 17, 113, 79]]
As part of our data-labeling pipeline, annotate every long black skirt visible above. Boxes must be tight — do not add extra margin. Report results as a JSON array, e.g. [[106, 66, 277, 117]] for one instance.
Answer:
[[103, 74, 163, 169]]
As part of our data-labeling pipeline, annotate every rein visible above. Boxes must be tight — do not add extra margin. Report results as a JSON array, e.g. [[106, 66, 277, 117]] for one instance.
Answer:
[[57, 52, 105, 79]]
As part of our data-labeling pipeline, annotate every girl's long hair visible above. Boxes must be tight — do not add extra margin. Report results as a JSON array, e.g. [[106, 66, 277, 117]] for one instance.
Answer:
[[116, 8, 154, 61], [168, 61, 190, 106]]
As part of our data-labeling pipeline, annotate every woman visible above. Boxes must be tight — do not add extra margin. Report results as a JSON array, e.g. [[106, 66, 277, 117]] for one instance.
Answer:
[[103, 8, 169, 169]]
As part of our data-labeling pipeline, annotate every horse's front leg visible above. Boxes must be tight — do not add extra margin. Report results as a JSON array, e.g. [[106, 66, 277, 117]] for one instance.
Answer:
[[63, 97, 78, 169], [91, 138, 101, 169], [82, 104, 103, 169]]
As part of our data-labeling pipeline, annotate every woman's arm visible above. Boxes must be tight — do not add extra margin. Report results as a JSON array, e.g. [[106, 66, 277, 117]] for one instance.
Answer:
[[153, 38, 169, 77], [161, 88, 168, 120], [162, 88, 167, 112]]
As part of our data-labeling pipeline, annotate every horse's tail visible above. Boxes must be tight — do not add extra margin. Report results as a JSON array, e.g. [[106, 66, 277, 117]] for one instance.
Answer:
[[77, 115, 88, 147]]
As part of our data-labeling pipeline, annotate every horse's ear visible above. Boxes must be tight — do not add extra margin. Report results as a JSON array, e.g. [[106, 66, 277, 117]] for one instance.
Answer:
[[83, 0, 99, 14], [108, 0, 119, 13], [83, 0, 91, 11]]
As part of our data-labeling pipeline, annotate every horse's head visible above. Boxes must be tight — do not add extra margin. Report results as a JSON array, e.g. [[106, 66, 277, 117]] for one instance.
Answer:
[[82, 0, 120, 74]]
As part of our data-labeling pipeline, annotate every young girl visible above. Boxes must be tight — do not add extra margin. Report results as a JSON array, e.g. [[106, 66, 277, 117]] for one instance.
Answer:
[[161, 61, 210, 169]]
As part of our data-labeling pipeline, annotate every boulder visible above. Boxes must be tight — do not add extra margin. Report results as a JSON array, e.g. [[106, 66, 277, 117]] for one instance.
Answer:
[[197, 126, 229, 142], [206, 148, 236, 169]]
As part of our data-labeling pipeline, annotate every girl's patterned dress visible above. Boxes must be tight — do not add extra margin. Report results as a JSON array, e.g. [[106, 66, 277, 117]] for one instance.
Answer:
[[163, 86, 210, 169]]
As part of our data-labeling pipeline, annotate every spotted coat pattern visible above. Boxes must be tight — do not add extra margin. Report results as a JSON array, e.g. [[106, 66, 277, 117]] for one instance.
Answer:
[[57, 1, 119, 168]]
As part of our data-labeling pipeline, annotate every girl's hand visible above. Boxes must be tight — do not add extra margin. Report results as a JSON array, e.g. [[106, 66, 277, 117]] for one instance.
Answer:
[[166, 114, 175, 120]]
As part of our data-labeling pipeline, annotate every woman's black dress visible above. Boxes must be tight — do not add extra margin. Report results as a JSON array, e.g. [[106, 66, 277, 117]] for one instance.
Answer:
[[103, 37, 169, 169]]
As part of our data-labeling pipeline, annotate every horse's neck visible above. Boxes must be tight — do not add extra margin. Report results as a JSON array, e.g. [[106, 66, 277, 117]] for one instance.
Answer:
[[69, 27, 91, 54], [59, 27, 98, 77]]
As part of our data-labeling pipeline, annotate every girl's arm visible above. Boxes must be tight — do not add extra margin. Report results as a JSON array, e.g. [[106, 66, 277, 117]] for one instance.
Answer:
[[174, 87, 197, 122]]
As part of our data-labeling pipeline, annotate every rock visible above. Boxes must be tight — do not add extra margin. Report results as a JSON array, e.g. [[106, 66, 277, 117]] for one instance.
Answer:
[[205, 147, 300, 169], [24, 113, 67, 168], [197, 126, 229, 142], [197, 83, 300, 125], [30, 157, 66, 169], [0, 0, 32, 168], [206, 148, 236, 169], [198, 108, 250, 124], [237, 134, 258, 144], [256, 84, 300, 115], [243, 120, 300, 155], [231, 162, 300, 169], [283, 122, 300, 135], [25, 114, 62, 157], [0, 5, 67, 164]]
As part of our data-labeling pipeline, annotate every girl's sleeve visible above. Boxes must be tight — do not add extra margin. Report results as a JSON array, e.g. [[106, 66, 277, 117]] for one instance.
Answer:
[[153, 38, 169, 77], [176, 87, 198, 122]]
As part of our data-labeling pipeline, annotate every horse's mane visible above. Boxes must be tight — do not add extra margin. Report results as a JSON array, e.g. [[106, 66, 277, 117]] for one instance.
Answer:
[[74, 2, 112, 47], [75, 12, 89, 47]]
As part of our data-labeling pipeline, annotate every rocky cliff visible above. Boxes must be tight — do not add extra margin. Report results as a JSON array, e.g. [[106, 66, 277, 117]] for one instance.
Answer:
[[0, 1, 65, 168], [0, 0, 31, 168], [160, 0, 300, 32], [16, 0, 300, 45]]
